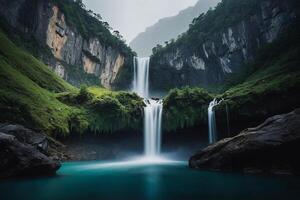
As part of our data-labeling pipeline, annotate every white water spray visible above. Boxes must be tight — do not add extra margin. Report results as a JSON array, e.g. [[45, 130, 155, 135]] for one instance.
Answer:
[[208, 98, 223, 144], [132, 57, 163, 159], [144, 99, 163, 157], [133, 57, 150, 98]]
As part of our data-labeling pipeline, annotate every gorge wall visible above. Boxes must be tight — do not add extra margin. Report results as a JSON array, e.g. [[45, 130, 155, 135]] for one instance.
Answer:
[[0, 0, 133, 89], [150, 0, 299, 91]]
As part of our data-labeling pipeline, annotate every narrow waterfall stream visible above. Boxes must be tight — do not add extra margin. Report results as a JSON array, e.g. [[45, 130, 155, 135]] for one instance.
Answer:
[[133, 57, 163, 158], [208, 98, 223, 144]]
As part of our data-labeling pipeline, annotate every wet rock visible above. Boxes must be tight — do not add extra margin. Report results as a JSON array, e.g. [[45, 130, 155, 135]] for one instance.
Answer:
[[0, 132, 61, 178], [189, 109, 300, 175]]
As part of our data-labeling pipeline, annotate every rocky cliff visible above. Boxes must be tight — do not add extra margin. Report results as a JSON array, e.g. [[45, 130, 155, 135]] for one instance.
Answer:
[[189, 109, 300, 175], [0, 0, 133, 89], [150, 0, 299, 91]]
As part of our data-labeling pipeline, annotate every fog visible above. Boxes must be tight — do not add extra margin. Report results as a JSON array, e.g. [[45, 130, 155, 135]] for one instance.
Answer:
[[83, 0, 200, 42]]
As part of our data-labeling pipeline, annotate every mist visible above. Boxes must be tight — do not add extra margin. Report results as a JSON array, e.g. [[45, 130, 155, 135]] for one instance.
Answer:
[[83, 0, 202, 42]]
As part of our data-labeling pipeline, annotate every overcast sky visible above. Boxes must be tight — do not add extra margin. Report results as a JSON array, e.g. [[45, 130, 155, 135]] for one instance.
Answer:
[[83, 0, 199, 42]]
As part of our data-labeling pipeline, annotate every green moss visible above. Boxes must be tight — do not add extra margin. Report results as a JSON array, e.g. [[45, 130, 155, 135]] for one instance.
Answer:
[[56, 86, 144, 134], [163, 87, 213, 131], [0, 55, 73, 135], [0, 29, 144, 136], [0, 30, 74, 93]]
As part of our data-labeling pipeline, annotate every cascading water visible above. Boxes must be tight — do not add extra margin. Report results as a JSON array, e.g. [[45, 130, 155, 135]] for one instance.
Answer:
[[144, 99, 163, 157], [133, 57, 150, 98], [208, 98, 223, 144], [132, 57, 163, 159]]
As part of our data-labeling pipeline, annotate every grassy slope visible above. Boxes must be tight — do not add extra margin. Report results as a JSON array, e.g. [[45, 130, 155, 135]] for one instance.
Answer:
[[0, 30, 144, 135], [0, 30, 76, 134], [218, 46, 300, 127], [163, 24, 300, 132]]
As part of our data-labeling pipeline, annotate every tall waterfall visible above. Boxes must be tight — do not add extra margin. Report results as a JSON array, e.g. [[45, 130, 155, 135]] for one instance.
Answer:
[[208, 98, 223, 144], [133, 57, 150, 98], [133, 57, 163, 158], [144, 99, 163, 157]]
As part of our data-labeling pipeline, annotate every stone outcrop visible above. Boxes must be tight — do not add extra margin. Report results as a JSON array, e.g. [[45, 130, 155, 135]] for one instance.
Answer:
[[0, 0, 130, 88], [0, 132, 60, 178], [0, 124, 48, 152], [150, 0, 298, 90], [189, 109, 300, 175]]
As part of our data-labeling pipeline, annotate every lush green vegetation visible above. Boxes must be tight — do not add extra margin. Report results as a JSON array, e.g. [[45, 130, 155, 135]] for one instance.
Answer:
[[162, 22, 300, 132], [0, 30, 143, 136], [58, 86, 144, 134], [216, 24, 300, 127], [163, 87, 213, 131], [0, 29, 75, 134]]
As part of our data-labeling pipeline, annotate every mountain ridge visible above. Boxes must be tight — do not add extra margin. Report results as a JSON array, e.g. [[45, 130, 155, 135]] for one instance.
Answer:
[[130, 0, 220, 57]]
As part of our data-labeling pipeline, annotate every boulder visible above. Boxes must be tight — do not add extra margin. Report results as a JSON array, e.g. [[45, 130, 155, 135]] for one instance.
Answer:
[[0, 132, 61, 178], [0, 124, 48, 152], [189, 109, 300, 175]]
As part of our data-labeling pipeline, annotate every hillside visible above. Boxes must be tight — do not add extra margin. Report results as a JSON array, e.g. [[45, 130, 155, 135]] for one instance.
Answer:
[[150, 0, 300, 93], [0, 0, 134, 89], [163, 23, 300, 135], [130, 0, 220, 57], [0, 29, 143, 136]]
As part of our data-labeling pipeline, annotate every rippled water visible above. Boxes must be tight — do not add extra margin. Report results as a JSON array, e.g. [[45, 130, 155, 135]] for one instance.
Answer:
[[1, 160, 300, 200]]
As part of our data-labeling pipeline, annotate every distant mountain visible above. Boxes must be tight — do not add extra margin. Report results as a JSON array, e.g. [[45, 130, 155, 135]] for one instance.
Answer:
[[130, 0, 221, 57]]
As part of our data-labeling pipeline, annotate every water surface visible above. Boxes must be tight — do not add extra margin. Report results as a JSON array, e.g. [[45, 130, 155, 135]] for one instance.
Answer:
[[1, 160, 299, 200]]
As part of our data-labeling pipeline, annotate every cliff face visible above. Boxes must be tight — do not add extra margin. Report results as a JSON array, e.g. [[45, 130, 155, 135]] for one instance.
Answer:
[[150, 0, 299, 91], [0, 0, 131, 89]]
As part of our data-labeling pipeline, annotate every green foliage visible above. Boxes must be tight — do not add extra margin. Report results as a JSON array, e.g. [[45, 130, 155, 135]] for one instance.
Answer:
[[0, 30, 75, 135], [87, 87, 144, 133], [0, 30, 74, 93], [77, 84, 91, 103], [0, 30, 143, 136], [56, 86, 144, 134], [163, 87, 213, 131], [162, 22, 300, 131], [213, 25, 300, 127]]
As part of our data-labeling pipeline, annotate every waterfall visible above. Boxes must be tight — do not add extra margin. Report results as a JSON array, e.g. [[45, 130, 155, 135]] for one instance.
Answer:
[[208, 98, 223, 144], [144, 99, 163, 157], [133, 57, 150, 98], [132, 57, 163, 158]]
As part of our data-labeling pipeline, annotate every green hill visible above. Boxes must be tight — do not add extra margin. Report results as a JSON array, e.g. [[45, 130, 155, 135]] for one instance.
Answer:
[[0, 30, 143, 135]]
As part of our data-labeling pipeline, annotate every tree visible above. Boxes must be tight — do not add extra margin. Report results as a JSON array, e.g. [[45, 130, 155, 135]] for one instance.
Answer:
[[95, 13, 102, 21], [102, 22, 112, 30], [75, 0, 85, 9]]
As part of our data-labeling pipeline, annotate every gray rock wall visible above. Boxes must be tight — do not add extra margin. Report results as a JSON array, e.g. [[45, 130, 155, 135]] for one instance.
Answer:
[[0, 0, 127, 88], [150, 0, 298, 90]]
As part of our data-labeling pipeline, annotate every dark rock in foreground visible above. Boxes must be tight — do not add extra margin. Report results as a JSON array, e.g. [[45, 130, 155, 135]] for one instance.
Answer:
[[0, 124, 48, 152], [0, 132, 61, 178], [189, 109, 300, 175]]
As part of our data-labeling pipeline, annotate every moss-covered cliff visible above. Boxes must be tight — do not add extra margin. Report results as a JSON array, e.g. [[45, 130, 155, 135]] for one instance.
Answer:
[[0, 0, 134, 89], [0, 30, 143, 136], [162, 22, 300, 135], [163, 87, 212, 132]]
